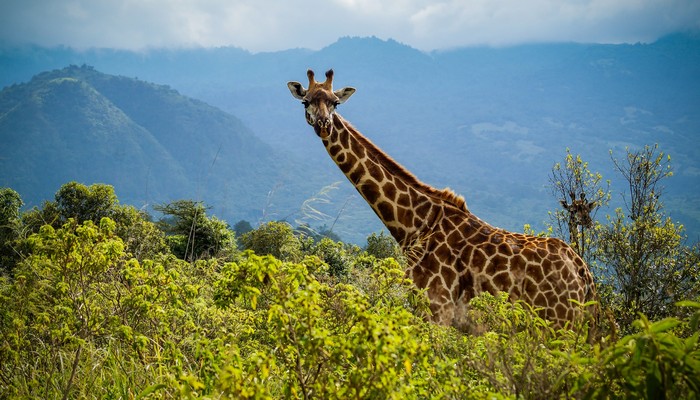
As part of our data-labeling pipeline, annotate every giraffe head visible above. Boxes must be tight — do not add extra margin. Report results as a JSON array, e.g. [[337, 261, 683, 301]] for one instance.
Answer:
[[287, 69, 356, 138], [561, 192, 596, 228]]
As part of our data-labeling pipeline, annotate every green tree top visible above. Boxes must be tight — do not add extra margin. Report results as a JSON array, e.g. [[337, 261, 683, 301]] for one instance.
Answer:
[[596, 144, 699, 331], [154, 200, 236, 262], [55, 181, 119, 225], [0, 188, 23, 274], [239, 221, 302, 262]]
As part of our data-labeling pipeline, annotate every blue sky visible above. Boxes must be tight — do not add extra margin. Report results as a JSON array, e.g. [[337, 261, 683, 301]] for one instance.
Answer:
[[1, 0, 699, 52]]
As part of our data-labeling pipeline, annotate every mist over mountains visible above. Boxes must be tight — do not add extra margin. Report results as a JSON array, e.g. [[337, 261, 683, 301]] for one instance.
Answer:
[[2, 33, 699, 243]]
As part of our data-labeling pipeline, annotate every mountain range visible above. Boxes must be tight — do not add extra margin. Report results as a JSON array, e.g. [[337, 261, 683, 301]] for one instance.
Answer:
[[0, 65, 334, 231], [1, 33, 699, 243]]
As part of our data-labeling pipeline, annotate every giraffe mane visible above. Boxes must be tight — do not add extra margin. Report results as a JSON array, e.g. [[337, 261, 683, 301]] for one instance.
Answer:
[[335, 114, 468, 212]]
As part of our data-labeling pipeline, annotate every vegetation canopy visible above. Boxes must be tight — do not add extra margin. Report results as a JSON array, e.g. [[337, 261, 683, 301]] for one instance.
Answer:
[[0, 169, 698, 398]]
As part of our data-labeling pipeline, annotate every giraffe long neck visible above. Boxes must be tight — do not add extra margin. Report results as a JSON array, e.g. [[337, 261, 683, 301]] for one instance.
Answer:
[[322, 114, 463, 247]]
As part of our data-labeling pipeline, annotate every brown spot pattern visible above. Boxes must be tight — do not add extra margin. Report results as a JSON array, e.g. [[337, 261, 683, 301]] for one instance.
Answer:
[[296, 82, 597, 331]]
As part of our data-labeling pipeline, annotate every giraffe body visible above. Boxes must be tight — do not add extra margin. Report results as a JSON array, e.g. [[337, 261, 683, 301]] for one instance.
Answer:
[[288, 70, 597, 330]]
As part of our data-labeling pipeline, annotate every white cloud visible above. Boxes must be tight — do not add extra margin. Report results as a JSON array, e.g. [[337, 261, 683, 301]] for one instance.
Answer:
[[0, 0, 698, 51], [405, 0, 700, 48]]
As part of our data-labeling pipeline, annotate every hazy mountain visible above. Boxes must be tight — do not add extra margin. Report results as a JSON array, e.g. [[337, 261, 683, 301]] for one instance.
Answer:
[[0, 65, 324, 229], [1, 33, 699, 242]]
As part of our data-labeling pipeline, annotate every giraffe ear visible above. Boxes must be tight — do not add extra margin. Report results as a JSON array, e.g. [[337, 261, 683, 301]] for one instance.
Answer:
[[287, 81, 307, 100], [334, 87, 356, 104]]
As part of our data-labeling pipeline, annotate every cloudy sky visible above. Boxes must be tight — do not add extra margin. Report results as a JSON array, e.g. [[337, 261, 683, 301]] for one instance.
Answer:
[[1, 0, 699, 52]]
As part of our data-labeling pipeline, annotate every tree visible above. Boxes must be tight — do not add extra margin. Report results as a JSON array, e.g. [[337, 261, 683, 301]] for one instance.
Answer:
[[549, 149, 610, 262], [20, 182, 119, 233], [20, 201, 60, 234], [155, 200, 236, 262], [0, 218, 128, 398], [595, 145, 700, 330], [20, 183, 169, 262], [310, 237, 358, 278], [239, 221, 302, 262], [294, 223, 342, 243], [365, 231, 403, 261], [0, 188, 23, 274], [54, 182, 119, 225], [111, 205, 169, 261], [314, 224, 343, 242], [233, 220, 253, 236]]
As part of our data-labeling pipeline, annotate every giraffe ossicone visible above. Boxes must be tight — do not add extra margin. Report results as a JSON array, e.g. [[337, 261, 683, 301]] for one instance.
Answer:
[[287, 69, 598, 332]]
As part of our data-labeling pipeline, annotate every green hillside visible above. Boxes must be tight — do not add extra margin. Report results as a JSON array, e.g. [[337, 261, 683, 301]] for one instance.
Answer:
[[0, 65, 316, 227]]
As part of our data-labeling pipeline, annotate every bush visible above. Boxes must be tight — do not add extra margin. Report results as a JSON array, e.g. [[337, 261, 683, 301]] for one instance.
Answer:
[[239, 221, 302, 262], [0, 188, 23, 274], [0, 218, 244, 398], [155, 200, 237, 261], [1, 216, 698, 399], [578, 301, 700, 399], [309, 237, 357, 278], [365, 231, 403, 261]]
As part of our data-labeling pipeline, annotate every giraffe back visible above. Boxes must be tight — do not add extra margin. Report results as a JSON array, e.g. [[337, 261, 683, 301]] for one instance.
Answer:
[[405, 204, 598, 331]]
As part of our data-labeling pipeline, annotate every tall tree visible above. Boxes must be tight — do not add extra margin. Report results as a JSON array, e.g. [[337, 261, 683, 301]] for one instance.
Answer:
[[596, 145, 700, 330], [21, 182, 119, 232], [549, 149, 610, 263], [0, 188, 23, 274], [54, 182, 119, 225]]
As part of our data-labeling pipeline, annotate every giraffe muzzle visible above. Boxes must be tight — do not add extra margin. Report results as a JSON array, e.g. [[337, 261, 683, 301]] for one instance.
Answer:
[[314, 118, 333, 138]]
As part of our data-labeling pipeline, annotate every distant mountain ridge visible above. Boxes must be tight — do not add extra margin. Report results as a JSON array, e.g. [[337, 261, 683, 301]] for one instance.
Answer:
[[0, 65, 320, 228], [1, 33, 699, 242]]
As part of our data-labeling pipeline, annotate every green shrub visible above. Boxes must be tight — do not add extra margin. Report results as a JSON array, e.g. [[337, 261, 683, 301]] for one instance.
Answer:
[[239, 221, 302, 262], [214, 252, 436, 398], [579, 300, 700, 399], [456, 292, 594, 399], [1, 216, 698, 399]]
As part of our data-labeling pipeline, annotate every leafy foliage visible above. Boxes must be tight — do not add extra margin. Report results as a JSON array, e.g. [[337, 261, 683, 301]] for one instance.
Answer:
[[549, 146, 700, 337], [233, 219, 254, 236], [54, 181, 119, 225], [549, 149, 610, 262], [365, 230, 404, 261], [0, 179, 699, 398], [111, 204, 169, 261], [594, 145, 700, 331], [155, 200, 237, 261], [20, 181, 119, 232], [239, 221, 302, 262], [0, 188, 22, 274], [578, 301, 700, 399]]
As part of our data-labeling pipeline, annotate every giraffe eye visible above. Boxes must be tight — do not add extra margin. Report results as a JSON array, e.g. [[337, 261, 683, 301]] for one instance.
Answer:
[[302, 100, 309, 108]]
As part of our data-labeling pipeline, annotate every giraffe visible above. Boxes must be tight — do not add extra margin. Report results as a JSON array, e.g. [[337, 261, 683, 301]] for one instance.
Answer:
[[287, 69, 598, 332], [560, 191, 596, 255]]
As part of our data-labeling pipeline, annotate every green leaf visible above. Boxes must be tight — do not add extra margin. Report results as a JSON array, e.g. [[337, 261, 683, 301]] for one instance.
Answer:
[[675, 300, 700, 309], [650, 318, 681, 334], [136, 383, 166, 399], [684, 333, 699, 352], [645, 363, 663, 399]]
